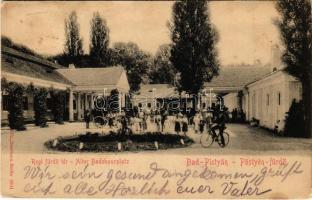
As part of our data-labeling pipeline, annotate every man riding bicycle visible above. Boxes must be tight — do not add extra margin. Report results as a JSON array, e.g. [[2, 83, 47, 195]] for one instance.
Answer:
[[209, 101, 228, 146]]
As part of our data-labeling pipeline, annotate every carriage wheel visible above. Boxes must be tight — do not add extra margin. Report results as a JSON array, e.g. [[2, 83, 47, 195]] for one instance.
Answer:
[[94, 116, 107, 128]]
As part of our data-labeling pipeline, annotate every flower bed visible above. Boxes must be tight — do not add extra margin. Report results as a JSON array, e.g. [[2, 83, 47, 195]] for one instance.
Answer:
[[44, 131, 194, 152]]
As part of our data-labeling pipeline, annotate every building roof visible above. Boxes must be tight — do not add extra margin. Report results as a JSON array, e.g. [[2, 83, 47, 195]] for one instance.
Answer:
[[56, 66, 125, 86], [246, 68, 293, 87], [1, 47, 72, 85], [204, 66, 271, 89], [2, 46, 65, 69], [135, 67, 273, 97], [135, 84, 179, 98]]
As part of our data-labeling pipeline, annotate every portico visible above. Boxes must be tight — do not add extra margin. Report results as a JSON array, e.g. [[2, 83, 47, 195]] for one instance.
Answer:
[[57, 65, 130, 121]]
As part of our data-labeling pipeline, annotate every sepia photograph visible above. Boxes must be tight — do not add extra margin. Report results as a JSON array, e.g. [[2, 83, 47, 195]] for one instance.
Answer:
[[1, 0, 311, 198]]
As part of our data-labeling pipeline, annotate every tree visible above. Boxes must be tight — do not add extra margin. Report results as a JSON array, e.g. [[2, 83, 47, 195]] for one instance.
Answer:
[[170, 0, 219, 94], [111, 42, 152, 91], [90, 12, 110, 66], [64, 11, 84, 59], [49, 54, 94, 68], [150, 44, 176, 84], [284, 99, 305, 137], [109, 89, 119, 113], [276, 0, 312, 138], [2, 36, 44, 59]]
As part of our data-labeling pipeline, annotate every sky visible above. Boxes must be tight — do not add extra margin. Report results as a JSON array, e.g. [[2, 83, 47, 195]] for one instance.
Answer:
[[2, 1, 282, 66]]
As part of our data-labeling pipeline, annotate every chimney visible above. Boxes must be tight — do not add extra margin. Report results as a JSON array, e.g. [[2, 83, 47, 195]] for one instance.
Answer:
[[270, 44, 282, 71], [68, 64, 76, 69]]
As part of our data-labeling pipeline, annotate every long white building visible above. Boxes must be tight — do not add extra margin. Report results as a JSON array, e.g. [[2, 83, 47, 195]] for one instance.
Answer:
[[1, 46, 130, 124]]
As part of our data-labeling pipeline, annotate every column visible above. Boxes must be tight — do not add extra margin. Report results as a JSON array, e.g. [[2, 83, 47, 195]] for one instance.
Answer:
[[198, 92, 201, 111], [152, 88, 156, 111], [77, 93, 82, 120], [69, 89, 74, 122], [246, 92, 249, 121], [91, 93, 95, 109], [85, 93, 89, 111], [119, 92, 122, 112]]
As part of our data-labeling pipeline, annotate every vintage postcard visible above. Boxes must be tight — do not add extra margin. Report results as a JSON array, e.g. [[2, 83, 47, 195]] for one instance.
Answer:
[[1, 0, 311, 199]]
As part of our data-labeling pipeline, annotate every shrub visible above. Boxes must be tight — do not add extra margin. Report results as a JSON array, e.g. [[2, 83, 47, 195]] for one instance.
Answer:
[[33, 88, 48, 127], [51, 90, 65, 124], [45, 131, 194, 152], [3, 80, 26, 130]]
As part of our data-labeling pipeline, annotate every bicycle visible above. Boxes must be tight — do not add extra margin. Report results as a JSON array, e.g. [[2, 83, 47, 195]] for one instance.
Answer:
[[200, 122, 230, 148]]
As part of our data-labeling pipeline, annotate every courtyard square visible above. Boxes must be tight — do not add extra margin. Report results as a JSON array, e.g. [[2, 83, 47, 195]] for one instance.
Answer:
[[2, 121, 311, 155]]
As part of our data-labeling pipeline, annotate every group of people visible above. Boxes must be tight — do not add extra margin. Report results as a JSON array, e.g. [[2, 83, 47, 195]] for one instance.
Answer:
[[132, 109, 169, 133], [83, 103, 228, 143], [174, 113, 189, 136], [84, 109, 123, 130], [231, 108, 246, 123], [173, 104, 229, 146], [154, 110, 168, 132], [84, 107, 170, 133]]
